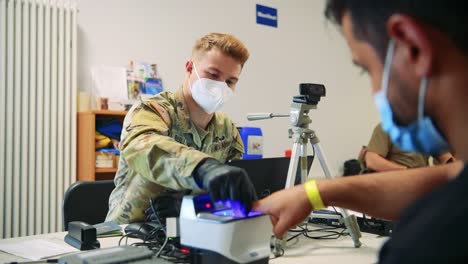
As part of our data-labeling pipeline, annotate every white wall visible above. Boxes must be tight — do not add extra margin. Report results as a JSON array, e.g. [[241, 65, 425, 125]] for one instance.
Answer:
[[76, 0, 380, 176]]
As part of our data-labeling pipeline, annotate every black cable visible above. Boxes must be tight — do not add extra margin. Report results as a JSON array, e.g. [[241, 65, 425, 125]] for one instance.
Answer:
[[149, 198, 166, 228], [331, 206, 341, 216], [118, 234, 125, 246], [288, 224, 307, 233], [147, 198, 173, 258], [271, 221, 345, 261], [286, 222, 346, 243], [303, 227, 346, 240], [116, 197, 191, 263], [303, 223, 346, 240], [286, 231, 304, 242], [147, 198, 190, 262]]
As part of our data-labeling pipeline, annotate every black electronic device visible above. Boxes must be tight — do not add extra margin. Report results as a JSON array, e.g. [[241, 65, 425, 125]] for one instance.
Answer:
[[64, 221, 100, 250], [228, 156, 313, 198], [308, 210, 394, 237], [124, 222, 163, 240], [293, 83, 326, 105], [356, 217, 394, 236], [57, 246, 168, 264], [343, 159, 362, 176]]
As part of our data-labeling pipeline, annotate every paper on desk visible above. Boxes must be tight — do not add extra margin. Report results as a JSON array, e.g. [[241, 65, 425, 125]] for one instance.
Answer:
[[0, 238, 78, 260]]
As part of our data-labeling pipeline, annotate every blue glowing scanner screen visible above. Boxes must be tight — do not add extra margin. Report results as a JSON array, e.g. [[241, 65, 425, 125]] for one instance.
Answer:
[[193, 194, 262, 218]]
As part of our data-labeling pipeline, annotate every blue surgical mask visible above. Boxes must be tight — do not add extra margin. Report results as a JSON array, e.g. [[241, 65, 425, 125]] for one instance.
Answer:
[[373, 39, 450, 155]]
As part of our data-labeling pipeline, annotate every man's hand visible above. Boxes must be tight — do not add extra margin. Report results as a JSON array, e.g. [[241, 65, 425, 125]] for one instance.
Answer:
[[253, 184, 313, 237], [193, 159, 258, 214]]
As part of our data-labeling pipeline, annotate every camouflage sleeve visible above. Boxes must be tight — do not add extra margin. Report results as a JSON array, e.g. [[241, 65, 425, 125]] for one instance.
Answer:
[[120, 102, 210, 192], [367, 124, 391, 158], [226, 125, 244, 161]]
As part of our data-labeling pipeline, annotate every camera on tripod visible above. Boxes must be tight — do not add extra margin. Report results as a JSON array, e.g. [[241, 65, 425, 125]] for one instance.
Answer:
[[247, 82, 362, 249], [289, 83, 326, 128], [293, 83, 326, 105]]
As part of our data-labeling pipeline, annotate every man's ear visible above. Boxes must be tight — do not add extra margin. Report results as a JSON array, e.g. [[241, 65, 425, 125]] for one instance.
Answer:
[[185, 61, 193, 73], [387, 14, 435, 77]]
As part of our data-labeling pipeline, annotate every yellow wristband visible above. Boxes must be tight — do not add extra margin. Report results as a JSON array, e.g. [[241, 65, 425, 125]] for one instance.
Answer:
[[304, 180, 325, 210]]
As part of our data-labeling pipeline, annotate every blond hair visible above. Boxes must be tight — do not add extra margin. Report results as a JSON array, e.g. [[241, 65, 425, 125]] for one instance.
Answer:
[[192, 33, 250, 67]]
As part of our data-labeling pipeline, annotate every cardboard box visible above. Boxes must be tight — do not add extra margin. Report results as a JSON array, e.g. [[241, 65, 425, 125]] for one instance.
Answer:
[[96, 152, 114, 168]]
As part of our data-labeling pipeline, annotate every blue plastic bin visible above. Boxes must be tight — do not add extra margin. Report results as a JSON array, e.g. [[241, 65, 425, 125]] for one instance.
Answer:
[[238, 127, 263, 159]]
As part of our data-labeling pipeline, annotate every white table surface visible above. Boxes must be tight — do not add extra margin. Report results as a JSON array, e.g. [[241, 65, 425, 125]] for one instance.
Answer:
[[0, 227, 387, 263], [270, 231, 387, 263]]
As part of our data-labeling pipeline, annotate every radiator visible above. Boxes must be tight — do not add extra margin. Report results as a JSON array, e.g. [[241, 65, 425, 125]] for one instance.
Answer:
[[0, 0, 78, 238]]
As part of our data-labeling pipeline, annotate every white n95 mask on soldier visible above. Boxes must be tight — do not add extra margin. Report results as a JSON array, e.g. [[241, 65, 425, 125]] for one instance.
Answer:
[[190, 63, 233, 114]]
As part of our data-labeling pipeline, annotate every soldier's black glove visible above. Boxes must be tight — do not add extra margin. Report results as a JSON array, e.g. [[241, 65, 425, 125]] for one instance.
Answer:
[[193, 159, 258, 215]]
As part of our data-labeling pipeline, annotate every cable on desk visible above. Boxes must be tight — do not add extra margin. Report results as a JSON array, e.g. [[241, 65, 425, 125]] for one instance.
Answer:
[[119, 227, 189, 263], [287, 222, 346, 242], [116, 199, 191, 263], [303, 227, 346, 240], [288, 224, 308, 233]]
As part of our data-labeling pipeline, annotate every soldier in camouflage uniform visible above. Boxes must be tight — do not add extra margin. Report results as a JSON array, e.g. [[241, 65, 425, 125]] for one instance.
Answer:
[[106, 33, 257, 224], [360, 123, 455, 172]]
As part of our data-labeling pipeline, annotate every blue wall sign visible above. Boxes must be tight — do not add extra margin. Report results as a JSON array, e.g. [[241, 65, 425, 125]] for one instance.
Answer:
[[256, 4, 278, 28]]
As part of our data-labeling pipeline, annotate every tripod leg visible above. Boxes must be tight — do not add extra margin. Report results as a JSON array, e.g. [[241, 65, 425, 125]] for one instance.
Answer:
[[285, 141, 302, 189], [312, 143, 332, 178], [300, 144, 308, 183], [312, 143, 362, 248], [272, 140, 308, 257]]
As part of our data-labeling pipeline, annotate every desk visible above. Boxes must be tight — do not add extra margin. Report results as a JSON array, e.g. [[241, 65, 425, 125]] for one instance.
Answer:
[[0, 229, 387, 263], [270, 232, 387, 263]]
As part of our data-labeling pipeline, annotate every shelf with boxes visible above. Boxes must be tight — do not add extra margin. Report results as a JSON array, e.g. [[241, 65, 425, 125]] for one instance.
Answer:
[[77, 110, 127, 181]]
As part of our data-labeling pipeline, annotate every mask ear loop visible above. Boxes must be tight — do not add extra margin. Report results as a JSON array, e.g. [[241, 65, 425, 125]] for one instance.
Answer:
[[417, 77, 428, 120], [381, 39, 428, 121], [381, 39, 396, 95], [187, 62, 201, 92]]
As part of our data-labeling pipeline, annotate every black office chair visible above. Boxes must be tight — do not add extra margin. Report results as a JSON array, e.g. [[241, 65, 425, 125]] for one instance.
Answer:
[[62, 180, 115, 231]]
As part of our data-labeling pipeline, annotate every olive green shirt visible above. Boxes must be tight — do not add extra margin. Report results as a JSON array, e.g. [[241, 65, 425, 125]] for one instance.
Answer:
[[106, 88, 244, 224], [366, 124, 429, 169]]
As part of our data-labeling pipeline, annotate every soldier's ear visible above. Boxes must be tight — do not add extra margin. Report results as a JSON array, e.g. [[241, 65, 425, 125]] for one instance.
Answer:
[[185, 61, 193, 73]]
